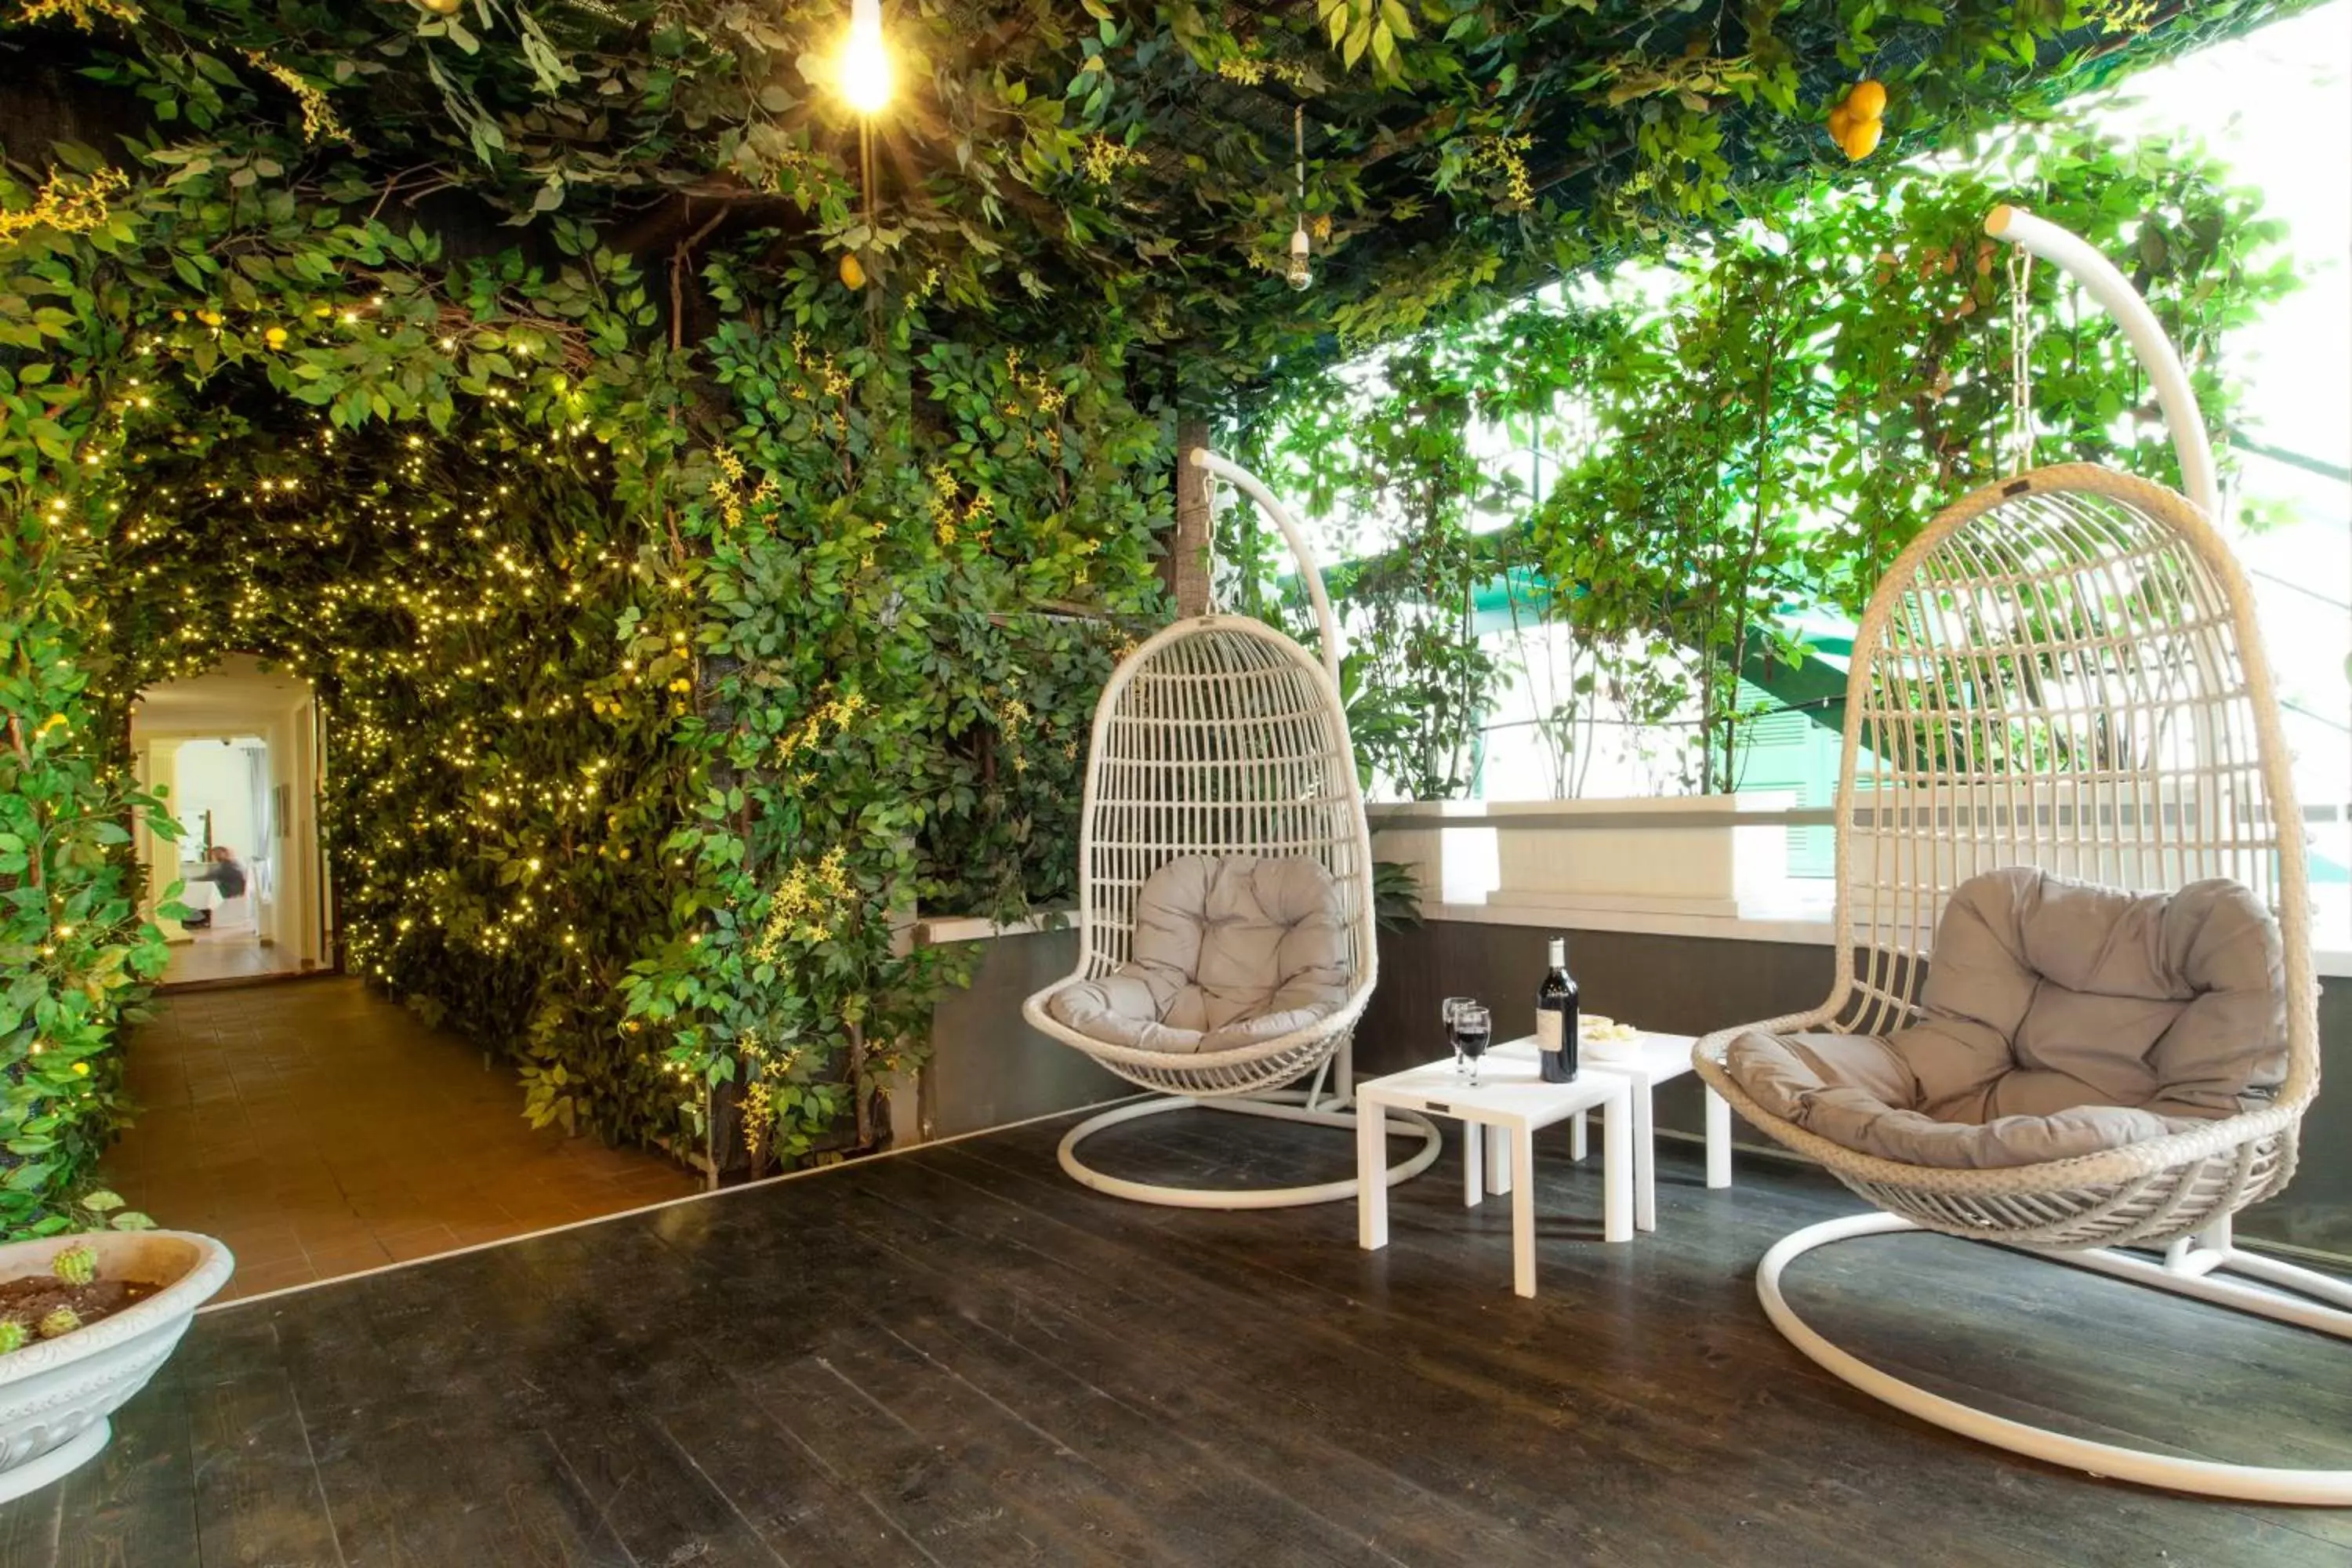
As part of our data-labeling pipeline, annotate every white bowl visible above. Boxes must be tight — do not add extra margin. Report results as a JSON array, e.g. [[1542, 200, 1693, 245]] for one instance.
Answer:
[[0, 1230, 234, 1503]]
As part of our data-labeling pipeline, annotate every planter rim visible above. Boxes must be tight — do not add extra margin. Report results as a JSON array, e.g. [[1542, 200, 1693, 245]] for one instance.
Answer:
[[0, 1231, 233, 1388]]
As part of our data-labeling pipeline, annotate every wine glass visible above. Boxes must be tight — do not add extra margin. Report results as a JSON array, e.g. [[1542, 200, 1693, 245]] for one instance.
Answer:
[[1441, 996, 1478, 1075], [1450, 1003, 1493, 1086]]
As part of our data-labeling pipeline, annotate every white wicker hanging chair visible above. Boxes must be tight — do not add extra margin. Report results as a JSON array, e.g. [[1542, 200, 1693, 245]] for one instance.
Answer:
[[1023, 450, 1440, 1208], [1693, 207, 2351, 1504]]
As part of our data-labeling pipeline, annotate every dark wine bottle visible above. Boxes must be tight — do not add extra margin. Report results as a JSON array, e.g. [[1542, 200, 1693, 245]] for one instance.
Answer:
[[1536, 935, 1579, 1083]]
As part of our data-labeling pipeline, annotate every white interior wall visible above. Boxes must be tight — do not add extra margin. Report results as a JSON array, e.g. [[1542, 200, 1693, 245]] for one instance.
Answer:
[[172, 737, 264, 862]]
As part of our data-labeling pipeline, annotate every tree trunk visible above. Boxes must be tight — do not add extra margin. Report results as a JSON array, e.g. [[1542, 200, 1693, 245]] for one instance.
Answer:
[[848, 1018, 874, 1149], [1165, 416, 1214, 618]]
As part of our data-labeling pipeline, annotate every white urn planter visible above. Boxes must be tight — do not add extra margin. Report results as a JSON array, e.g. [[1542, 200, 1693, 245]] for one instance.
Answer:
[[0, 1230, 233, 1504]]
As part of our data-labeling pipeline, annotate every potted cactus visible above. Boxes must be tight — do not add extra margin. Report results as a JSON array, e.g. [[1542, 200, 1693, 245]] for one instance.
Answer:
[[0, 1208, 232, 1503]]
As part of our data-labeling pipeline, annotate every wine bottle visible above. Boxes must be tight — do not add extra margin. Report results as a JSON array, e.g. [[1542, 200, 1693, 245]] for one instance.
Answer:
[[1536, 936, 1579, 1083]]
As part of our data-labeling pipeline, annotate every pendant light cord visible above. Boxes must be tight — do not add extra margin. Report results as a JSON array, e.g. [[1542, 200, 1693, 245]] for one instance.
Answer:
[[1294, 103, 1305, 212], [2009, 247, 2035, 475]]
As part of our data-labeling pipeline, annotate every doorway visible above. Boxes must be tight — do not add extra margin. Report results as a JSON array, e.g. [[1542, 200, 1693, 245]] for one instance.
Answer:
[[130, 655, 330, 987]]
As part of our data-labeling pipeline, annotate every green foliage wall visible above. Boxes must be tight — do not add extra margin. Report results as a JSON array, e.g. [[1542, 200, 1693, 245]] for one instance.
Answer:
[[0, 138, 1170, 1232], [625, 263, 1167, 1173]]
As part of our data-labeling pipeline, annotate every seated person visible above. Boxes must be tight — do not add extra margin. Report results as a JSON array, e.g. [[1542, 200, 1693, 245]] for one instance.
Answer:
[[183, 846, 249, 930], [196, 845, 249, 901]]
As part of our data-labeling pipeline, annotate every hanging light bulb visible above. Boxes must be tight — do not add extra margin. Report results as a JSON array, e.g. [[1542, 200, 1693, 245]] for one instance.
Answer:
[[838, 0, 893, 116], [1285, 105, 1313, 291]]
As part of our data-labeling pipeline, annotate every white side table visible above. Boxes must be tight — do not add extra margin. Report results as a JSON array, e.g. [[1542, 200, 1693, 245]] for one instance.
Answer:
[[1356, 1053, 1634, 1299], [1493, 1032, 1732, 1232]]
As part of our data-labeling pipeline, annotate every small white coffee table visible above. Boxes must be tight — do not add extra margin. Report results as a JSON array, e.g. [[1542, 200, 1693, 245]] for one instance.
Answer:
[[1356, 1052, 1634, 1298], [1493, 1031, 1733, 1232]]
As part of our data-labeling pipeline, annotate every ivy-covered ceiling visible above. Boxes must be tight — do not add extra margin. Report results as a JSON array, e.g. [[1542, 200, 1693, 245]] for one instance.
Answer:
[[2, 0, 2299, 397]]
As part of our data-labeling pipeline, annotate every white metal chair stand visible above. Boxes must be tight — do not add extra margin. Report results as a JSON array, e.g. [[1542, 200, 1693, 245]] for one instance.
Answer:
[[1025, 450, 1440, 1208], [1693, 208, 2352, 1505]]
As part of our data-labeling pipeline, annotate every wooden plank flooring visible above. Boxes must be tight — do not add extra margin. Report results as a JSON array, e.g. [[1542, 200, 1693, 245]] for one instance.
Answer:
[[3, 1109, 2347, 1566]]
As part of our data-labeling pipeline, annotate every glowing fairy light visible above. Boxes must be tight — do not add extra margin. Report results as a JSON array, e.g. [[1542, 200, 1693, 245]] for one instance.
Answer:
[[837, 0, 892, 115]]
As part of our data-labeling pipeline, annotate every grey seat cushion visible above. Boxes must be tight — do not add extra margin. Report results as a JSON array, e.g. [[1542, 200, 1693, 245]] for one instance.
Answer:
[[1047, 855, 1350, 1054], [1726, 868, 2284, 1169]]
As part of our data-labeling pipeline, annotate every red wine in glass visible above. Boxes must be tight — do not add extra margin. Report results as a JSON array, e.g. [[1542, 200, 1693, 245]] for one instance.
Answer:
[[1451, 1004, 1493, 1086]]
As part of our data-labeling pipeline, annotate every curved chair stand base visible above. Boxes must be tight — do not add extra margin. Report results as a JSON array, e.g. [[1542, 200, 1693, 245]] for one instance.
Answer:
[[1759, 1212, 2352, 1506], [1059, 1091, 1442, 1210]]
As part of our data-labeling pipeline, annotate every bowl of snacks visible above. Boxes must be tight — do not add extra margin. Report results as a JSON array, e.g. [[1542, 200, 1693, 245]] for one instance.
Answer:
[[1579, 1014, 1646, 1062]]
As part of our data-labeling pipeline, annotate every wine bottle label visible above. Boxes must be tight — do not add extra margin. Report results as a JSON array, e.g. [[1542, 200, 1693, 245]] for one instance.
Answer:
[[1537, 1010, 1563, 1054]]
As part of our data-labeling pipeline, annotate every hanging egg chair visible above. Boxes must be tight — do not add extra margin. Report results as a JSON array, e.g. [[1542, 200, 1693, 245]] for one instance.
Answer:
[[1022, 451, 1441, 1207], [1693, 207, 2350, 1504]]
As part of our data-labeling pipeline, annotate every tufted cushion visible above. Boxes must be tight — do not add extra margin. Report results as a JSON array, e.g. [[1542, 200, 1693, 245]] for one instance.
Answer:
[[1047, 855, 1350, 1054], [1726, 867, 2284, 1168]]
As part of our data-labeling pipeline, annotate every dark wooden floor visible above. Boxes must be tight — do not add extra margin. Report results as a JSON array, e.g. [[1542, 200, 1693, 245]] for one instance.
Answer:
[[4, 1109, 2347, 1567]]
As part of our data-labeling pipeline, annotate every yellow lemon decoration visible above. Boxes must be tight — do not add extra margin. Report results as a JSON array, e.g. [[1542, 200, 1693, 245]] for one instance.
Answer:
[[263, 326, 289, 350], [1828, 78, 1887, 162], [838, 252, 866, 291]]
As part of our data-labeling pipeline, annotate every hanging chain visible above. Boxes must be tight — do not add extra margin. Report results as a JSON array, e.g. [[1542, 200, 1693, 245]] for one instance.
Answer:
[[2008, 246, 2035, 476]]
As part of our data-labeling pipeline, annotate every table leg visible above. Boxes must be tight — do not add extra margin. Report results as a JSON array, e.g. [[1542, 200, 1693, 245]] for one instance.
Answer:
[[1631, 1073, 1656, 1233], [1602, 1087, 1633, 1244], [1486, 1119, 1509, 1196], [1570, 1107, 1588, 1163], [1706, 1084, 1733, 1189], [1462, 1119, 1483, 1208], [1358, 1098, 1389, 1251], [1512, 1120, 1537, 1298]]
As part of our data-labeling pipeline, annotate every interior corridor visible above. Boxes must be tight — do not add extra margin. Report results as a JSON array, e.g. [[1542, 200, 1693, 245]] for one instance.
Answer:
[[101, 978, 700, 1303], [132, 656, 327, 990]]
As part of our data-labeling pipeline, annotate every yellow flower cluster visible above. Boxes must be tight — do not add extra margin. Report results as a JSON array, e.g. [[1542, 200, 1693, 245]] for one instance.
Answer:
[[989, 689, 1034, 774], [1214, 48, 1309, 89], [927, 466, 993, 548], [789, 332, 854, 399], [2092, 0, 2158, 34], [1080, 135, 1149, 185], [246, 53, 354, 147], [749, 847, 855, 960], [1462, 134, 1534, 208], [782, 332, 855, 439], [13, 0, 141, 31], [733, 1025, 808, 1154], [775, 688, 871, 784], [707, 445, 777, 532], [740, 1077, 772, 1152], [0, 165, 129, 250], [999, 348, 1068, 423]]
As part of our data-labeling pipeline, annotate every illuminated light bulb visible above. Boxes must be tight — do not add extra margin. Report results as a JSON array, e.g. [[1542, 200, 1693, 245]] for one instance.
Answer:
[[837, 0, 892, 114]]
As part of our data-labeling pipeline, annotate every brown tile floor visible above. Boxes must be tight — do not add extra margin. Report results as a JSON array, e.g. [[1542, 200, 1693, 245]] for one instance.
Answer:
[[161, 931, 307, 986], [101, 978, 702, 1303]]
